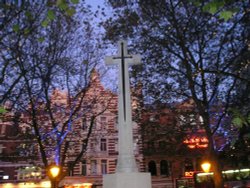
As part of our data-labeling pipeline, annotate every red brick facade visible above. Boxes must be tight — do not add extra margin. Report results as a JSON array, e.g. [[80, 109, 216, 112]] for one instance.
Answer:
[[0, 70, 219, 188]]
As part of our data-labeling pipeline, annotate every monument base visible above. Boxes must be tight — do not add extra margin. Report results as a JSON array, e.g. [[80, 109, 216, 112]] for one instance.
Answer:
[[103, 172, 152, 188]]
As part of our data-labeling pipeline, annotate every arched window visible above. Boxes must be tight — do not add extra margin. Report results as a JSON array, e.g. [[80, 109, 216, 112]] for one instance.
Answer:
[[148, 161, 157, 176], [160, 160, 169, 176]]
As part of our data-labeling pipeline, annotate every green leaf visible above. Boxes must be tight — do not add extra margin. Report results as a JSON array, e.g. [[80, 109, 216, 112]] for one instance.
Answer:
[[41, 19, 50, 27], [38, 37, 45, 42], [12, 24, 20, 32], [219, 10, 234, 21], [71, 0, 79, 4], [24, 28, 30, 35], [202, 4, 210, 12], [202, 1, 224, 14], [57, 0, 68, 10], [208, 3, 218, 14], [25, 11, 33, 20], [0, 107, 7, 114], [47, 10, 55, 21], [193, 0, 201, 6], [232, 117, 243, 127], [66, 8, 76, 16], [56, 0, 63, 6]]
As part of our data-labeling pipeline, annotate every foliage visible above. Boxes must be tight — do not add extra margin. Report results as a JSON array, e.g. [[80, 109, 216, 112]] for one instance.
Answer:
[[0, 0, 108, 184], [0, 106, 7, 114], [196, 0, 239, 21], [103, 0, 249, 187], [230, 109, 250, 128]]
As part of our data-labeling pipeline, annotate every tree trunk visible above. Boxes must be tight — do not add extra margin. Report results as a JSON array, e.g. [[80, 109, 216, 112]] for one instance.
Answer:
[[210, 149, 224, 188], [202, 111, 224, 188], [50, 179, 60, 188]]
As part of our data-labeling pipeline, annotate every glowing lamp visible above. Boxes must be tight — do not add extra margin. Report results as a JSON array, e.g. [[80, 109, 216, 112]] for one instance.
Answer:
[[48, 165, 61, 178], [201, 162, 211, 173]]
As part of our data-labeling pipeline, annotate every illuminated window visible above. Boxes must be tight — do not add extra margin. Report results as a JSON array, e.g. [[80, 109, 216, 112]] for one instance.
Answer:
[[17, 166, 42, 180], [3, 175, 9, 180]]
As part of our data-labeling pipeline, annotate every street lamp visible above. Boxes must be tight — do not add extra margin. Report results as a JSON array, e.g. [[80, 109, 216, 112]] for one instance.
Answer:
[[201, 161, 211, 173], [47, 165, 61, 188]]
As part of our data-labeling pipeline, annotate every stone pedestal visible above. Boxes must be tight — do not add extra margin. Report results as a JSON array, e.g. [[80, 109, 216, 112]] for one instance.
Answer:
[[103, 172, 152, 188]]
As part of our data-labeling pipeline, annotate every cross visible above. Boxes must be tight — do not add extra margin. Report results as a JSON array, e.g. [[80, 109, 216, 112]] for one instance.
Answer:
[[105, 41, 141, 122], [105, 40, 141, 173]]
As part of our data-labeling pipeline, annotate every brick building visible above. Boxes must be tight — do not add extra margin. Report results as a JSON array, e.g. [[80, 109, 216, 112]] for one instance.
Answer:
[[0, 70, 145, 187], [0, 70, 228, 188]]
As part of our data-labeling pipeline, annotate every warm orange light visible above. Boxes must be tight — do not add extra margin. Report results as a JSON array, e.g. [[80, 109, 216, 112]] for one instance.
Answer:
[[185, 171, 194, 177], [184, 136, 209, 149], [201, 162, 211, 173], [64, 183, 92, 188], [188, 145, 196, 149], [82, 183, 93, 188], [49, 165, 60, 178]]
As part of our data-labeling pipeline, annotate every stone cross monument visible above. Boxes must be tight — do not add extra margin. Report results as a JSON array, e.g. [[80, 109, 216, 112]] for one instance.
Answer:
[[103, 41, 151, 188]]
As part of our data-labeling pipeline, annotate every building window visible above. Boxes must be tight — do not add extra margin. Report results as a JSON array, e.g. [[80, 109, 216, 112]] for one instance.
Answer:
[[100, 138, 107, 151], [0, 124, 6, 135], [189, 114, 196, 126], [114, 140, 119, 152], [159, 141, 166, 150], [91, 160, 97, 175], [82, 118, 87, 130], [0, 144, 4, 154], [89, 139, 96, 151], [148, 161, 157, 176], [184, 158, 194, 172], [148, 141, 155, 151], [101, 117, 107, 123], [196, 157, 202, 171], [81, 160, 87, 176], [68, 161, 74, 176], [17, 166, 42, 180], [68, 141, 75, 154], [160, 160, 169, 176], [101, 160, 107, 174]]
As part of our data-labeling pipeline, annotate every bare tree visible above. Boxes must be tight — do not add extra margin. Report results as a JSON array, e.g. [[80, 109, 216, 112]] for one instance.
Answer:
[[103, 0, 250, 187], [0, 1, 111, 186]]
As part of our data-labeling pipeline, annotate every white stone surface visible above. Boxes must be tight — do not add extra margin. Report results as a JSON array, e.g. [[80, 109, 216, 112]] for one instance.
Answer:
[[103, 172, 152, 188], [105, 40, 141, 173], [104, 41, 151, 188]]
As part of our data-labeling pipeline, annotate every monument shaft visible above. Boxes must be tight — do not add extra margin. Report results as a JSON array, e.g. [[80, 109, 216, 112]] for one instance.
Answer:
[[104, 41, 152, 188], [106, 41, 139, 173]]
